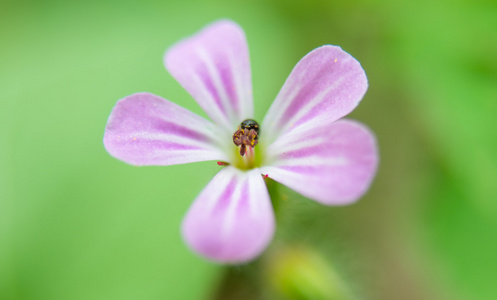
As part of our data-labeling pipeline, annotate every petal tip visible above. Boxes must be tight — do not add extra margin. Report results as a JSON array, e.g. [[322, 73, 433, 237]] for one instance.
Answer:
[[181, 220, 274, 264], [320, 119, 379, 205], [103, 92, 223, 166], [313, 44, 369, 92], [180, 168, 275, 264], [262, 119, 378, 206], [164, 19, 244, 71]]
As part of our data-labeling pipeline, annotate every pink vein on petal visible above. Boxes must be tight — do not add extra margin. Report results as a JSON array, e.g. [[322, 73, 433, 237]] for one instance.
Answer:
[[182, 167, 274, 263], [104, 93, 227, 166], [261, 120, 378, 205], [165, 20, 253, 130], [261, 45, 368, 145]]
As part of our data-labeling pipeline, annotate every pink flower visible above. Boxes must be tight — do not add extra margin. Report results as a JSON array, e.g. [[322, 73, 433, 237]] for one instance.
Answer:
[[104, 20, 378, 263]]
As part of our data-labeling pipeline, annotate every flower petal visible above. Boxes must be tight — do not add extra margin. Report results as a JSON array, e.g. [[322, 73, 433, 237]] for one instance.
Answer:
[[182, 167, 274, 263], [261, 45, 368, 144], [165, 20, 253, 131], [261, 119, 378, 205], [104, 93, 228, 166]]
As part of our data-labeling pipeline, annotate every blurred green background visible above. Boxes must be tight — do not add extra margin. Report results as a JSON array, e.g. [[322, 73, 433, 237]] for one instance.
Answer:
[[1, 0, 496, 299]]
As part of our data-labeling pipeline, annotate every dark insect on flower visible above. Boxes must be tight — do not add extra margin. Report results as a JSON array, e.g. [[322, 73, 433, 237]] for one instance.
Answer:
[[240, 119, 260, 136]]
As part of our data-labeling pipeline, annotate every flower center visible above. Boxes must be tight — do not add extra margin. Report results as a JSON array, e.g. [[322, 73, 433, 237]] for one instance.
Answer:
[[231, 119, 261, 169], [233, 119, 259, 156]]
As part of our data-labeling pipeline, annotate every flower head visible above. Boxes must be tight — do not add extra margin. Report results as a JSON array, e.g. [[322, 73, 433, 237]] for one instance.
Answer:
[[104, 20, 378, 263]]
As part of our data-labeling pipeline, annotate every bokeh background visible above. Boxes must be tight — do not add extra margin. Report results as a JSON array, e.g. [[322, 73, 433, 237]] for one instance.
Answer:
[[1, 0, 496, 299]]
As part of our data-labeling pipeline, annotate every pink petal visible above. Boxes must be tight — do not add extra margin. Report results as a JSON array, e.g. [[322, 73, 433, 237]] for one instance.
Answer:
[[261, 45, 368, 144], [182, 167, 274, 263], [165, 20, 253, 130], [104, 93, 228, 166], [261, 120, 378, 205]]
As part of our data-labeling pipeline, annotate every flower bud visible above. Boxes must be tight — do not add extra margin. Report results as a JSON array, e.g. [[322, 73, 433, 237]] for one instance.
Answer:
[[264, 246, 353, 300]]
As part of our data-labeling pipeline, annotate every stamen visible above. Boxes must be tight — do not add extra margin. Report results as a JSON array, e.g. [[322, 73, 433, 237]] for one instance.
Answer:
[[239, 144, 247, 156], [217, 161, 229, 166], [232, 119, 261, 169], [233, 119, 259, 157]]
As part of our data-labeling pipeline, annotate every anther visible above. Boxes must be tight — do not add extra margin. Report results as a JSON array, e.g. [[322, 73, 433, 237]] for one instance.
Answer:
[[233, 119, 260, 156]]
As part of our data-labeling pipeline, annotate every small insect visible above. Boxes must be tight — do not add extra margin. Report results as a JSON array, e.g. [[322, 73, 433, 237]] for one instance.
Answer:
[[240, 119, 260, 136]]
